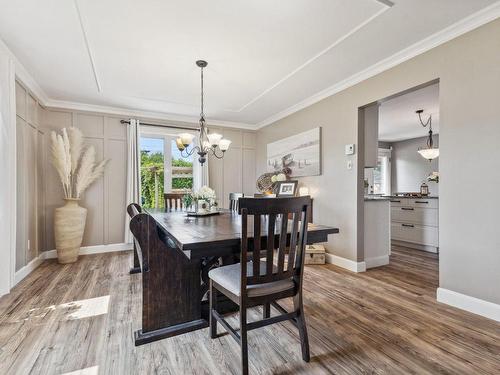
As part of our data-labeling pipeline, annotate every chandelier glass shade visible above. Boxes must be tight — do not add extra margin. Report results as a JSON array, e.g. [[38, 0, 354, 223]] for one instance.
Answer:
[[416, 109, 439, 161], [418, 148, 440, 160], [176, 60, 231, 165]]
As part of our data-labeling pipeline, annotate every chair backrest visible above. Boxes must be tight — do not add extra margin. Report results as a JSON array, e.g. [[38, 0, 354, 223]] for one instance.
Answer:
[[164, 193, 186, 211], [238, 196, 310, 289], [229, 192, 244, 211], [127, 203, 147, 271], [127, 203, 142, 218]]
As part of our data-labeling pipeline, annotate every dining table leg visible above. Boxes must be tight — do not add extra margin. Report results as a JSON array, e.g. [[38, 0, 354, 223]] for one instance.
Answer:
[[134, 242, 239, 345]]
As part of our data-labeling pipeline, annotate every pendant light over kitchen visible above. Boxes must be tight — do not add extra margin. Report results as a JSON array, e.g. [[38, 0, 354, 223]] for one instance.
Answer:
[[416, 109, 439, 161]]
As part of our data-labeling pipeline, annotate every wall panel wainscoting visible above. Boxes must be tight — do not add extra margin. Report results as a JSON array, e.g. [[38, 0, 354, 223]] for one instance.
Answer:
[[0, 246, 499, 374], [15, 80, 46, 279]]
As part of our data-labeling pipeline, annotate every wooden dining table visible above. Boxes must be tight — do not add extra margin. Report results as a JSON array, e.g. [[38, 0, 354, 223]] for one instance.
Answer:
[[133, 208, 339, 346]]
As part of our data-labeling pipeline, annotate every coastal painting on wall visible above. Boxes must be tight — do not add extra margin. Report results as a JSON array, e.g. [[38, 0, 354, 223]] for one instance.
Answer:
[[267, 127, 321, 177]]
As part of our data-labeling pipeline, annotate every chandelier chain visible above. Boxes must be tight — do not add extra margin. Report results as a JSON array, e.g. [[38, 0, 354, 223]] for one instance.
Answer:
[[417, 110, 432, 130], [176, 60, 230, 165], [200, 66, 204, 119]]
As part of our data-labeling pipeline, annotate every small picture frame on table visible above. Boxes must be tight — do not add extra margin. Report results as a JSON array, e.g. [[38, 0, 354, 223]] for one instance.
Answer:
[[275, 180, 298, 197]]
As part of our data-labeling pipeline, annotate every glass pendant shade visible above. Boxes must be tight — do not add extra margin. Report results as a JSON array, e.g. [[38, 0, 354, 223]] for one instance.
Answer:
[[175, 138, 185, 151], [418, 148, 439, 160], [207, 133, 223, 146], [179, 133, 194, 146], [218, 139, 231, 151]]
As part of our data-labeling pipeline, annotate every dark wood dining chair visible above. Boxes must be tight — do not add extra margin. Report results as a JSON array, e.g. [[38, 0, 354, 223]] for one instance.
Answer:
[[127, 203, 142, 274], [164, 193, 186, 211], [208, 196, 311, 375], [129, 210, 202, 343], [229, 192, 244, 211]]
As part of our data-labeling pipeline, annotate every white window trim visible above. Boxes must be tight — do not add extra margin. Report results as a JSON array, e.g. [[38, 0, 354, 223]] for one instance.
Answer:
[[141, 132, 195, 193], [377, 148, 392, 196]]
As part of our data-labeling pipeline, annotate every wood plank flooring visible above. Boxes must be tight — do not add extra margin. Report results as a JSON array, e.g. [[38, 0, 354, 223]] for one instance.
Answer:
[[0, 246, 499, 374]]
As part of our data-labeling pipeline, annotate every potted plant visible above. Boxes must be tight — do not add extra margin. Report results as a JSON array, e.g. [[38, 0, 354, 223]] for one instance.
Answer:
[[50, 127, 108, 263], [427, 172, 439, 183]]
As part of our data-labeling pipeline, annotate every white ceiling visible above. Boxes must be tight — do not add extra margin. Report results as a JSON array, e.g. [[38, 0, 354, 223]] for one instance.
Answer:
[[0, 0, 498, 128], [379, 83, 439, 142]]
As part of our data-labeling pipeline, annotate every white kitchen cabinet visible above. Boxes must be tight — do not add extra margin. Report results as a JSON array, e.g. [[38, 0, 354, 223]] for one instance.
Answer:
[[391, 206, 438, 227], [391, 223, 439, 247], [390, 197, 439, 252]]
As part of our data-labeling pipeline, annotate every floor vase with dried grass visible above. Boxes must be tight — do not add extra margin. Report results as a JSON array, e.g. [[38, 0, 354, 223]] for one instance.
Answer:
[[54, 198, 87, 263], [50, 127, 108, 264]]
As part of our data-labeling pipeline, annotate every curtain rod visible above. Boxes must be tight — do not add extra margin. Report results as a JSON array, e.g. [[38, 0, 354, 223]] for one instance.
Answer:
[[120, 119, 198, 132]]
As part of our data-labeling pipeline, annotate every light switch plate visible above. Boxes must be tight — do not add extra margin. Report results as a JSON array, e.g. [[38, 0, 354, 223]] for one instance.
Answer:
[[345, 144, 355, 155]]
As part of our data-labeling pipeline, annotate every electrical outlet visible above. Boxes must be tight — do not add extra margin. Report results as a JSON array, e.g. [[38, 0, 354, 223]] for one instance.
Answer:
[[347, 160, 353, 170]]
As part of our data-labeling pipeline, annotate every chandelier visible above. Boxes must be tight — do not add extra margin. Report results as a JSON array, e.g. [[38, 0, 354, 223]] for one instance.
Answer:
[[175, 60, 231, 165], [416, 109, 439, 161]]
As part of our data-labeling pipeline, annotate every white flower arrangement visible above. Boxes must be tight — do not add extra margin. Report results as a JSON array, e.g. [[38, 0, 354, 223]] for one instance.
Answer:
[[427, 172, 439, 183], [50, 127, 109, 199], [193, 185, 217, 203], [270, 173, 287, 183]]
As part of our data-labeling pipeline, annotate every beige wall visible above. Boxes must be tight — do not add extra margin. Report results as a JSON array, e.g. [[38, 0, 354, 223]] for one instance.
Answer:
[[41, 110, 128, 250], [15, 81, 45, 270], [257, 19, 500, 304], [209, 128, 256, 208], [391, 135, 439, 196], [39, 109, 256, 250]]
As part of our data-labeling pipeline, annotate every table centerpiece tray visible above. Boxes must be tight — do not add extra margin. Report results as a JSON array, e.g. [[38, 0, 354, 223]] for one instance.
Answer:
[[186, 211, 221, 217]]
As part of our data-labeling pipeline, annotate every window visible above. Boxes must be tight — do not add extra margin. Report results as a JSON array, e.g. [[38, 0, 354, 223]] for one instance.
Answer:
[[373, 148, 391, 195], [140, 135, 193, 208], [170, 139, 193, 192]]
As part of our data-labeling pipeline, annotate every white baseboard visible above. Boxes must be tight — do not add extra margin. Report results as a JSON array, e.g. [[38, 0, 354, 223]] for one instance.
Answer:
[[437, 287, 500, 322], [14, 256, 44, 285], [325, 253, 366, 273], [365, 255, 389, 269], [392, 240, 439, 253], [42, 243, 133, 260], [12, 243, 133, 289]]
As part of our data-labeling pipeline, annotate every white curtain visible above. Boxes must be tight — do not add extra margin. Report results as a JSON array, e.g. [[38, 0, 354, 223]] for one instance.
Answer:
[[124, 119, 141, 244], [192, 137, 209, 191]]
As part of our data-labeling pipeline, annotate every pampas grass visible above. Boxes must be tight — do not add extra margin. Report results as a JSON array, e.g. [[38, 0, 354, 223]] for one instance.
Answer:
[[50, 127, 109, 199], [68, 127, 83, 173]]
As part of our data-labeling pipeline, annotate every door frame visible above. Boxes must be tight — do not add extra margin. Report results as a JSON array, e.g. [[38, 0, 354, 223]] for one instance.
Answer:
[[0, 48, 17, 297]]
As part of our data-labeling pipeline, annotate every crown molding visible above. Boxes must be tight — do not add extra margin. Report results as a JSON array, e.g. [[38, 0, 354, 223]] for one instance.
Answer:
[[256, 1, 500, 129], [0, 37, 50, 105], [4, 1, 500, 131], [46, 99, 256, 130], [1, 35, 254, 130]]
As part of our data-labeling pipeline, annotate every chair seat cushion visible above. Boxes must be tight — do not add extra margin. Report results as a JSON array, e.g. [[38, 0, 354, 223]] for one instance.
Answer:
[[208, 262, 294, 298]]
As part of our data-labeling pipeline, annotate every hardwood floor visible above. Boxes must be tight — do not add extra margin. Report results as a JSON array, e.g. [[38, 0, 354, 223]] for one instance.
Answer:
[[1, 246, 499, 374]]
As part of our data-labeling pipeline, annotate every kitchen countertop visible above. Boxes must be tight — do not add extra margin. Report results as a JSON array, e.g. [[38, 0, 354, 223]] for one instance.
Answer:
[[364, 195, 439, 201], [364, 196, 391, 201], [383, 195, 439, 199]]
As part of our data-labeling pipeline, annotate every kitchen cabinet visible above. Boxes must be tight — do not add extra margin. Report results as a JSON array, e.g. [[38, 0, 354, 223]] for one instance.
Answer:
[[390, 197, 439, 252]]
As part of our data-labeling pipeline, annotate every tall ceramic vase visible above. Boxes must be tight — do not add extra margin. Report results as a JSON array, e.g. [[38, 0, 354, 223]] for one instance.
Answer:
[[54, 198, 87, 264]]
